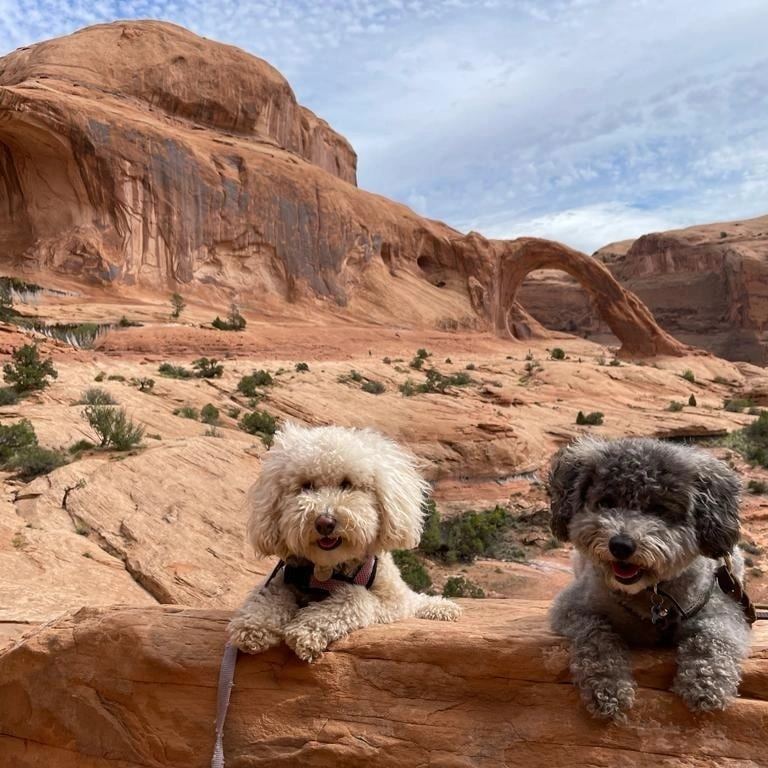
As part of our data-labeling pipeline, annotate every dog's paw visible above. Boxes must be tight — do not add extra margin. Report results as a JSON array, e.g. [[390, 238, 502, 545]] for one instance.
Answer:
[[283, 622, 333, 663], [416, 597, 462, 622], [227, 621, 282, 655], [582, 679, 636, 720], [674, 675, 735, 712]]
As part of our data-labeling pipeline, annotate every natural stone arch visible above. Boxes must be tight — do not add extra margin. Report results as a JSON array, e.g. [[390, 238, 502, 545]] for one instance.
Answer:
[[494, 237, 687, 357]]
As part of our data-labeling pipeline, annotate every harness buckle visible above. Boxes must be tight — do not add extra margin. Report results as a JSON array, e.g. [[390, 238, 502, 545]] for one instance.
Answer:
[[649, 586, 670, 625]]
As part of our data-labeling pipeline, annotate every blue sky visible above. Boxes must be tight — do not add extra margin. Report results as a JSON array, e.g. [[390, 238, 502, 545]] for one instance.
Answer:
[[2, 0, 767, 253]]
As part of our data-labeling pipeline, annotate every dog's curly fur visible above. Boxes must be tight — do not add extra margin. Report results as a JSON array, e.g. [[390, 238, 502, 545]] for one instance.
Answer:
[[228, 422, 461, 661], [548, 436, 751, 719]]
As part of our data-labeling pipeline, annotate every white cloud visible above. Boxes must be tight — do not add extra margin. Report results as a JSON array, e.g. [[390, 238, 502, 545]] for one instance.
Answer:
[[1, 0, 767, 250]]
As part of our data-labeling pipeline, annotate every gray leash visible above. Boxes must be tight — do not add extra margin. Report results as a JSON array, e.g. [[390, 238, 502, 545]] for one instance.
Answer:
[[211, 560, 284, 768]]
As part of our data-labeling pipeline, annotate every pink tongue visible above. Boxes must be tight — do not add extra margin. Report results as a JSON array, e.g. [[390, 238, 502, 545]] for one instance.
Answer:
[[612, 562, 640, 578]]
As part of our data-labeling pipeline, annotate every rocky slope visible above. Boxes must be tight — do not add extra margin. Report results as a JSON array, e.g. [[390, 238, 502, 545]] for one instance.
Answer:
[[1, 602, 767, 767], [0, 20, 684, 357], [519, 216, 768, 363]]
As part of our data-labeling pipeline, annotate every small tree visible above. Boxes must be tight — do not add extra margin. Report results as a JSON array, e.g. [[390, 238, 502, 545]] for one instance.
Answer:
[[83, 406, 144, 450], [3, 344, 58, 392], [200, 403, 220, 425], [170, 292, 186, 319], [192, 357, 224, 378]]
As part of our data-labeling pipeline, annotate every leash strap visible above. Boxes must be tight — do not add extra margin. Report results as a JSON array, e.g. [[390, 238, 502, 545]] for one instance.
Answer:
[[716, 555, 762, 625], [211, 559, 284, 768]]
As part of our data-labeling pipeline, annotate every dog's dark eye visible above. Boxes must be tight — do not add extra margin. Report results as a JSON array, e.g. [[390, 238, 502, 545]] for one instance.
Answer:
[[300, 481, 314, 492], [596, 495, 617, 509], [647, 502, 667, 516], [340, 478, 353, 491]]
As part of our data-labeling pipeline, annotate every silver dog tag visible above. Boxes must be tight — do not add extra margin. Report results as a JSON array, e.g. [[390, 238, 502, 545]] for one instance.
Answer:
[[650, 588, 670, 625]]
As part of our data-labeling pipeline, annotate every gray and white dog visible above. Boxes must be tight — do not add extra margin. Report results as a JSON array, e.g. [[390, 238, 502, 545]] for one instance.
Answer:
[[548, 436, 752, 719]]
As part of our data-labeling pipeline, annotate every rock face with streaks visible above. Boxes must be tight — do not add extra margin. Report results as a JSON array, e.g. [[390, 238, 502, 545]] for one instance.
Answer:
[[1, 602, 767, 767], [0, 20, 683, 356]]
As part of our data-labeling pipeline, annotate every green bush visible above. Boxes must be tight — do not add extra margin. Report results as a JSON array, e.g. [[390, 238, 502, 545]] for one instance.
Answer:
[[0, 386, 19, 405], [688, 394, 697, 407], [392, 550, 432, 592], [681, 369, 696, 384], [5, 445, 68, 480], [3, 344, 58, 392], [295, 362, 310, 372], [361, 379, 385, 394], [78, 387, 117, 405], [466, 362, 476, 370], [134, 377, 155, 392], [158, 363, 192, 379], [69, 439, 96, 454], [442, 575, 485, 598], [724, 398, 753, 413], [94, 372, 106, 382], [239, 410, 277, 445], [419, 499, 442, 554], [173, 405, 199, 420], [83, 405, 144, 450], [0, 419, 38, 464], [576, 410, 604, 426], [212, 304, 246, 331], [667, 401, 684, 412], [747, 479, 768, 495], [170, 292, 186, 319], [200, 403, 220, 424], [192, 357, 224, 378], [550, 348, 566, 360], [237, 371, 274, 396]]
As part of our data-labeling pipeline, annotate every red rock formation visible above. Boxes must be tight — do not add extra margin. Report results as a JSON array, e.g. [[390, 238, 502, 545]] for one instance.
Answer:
[[520, 216, 768, 363], [1, 602, 766, 767], [0, 20, 684, 357]]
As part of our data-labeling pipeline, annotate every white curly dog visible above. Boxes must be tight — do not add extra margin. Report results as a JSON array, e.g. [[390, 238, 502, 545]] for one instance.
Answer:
[[228, 422, 461, 662]]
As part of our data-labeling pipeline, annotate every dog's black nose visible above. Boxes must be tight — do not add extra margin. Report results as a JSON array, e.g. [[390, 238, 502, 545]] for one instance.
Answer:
[[315, 515, 336, 536], [608, 534, 636, 560]]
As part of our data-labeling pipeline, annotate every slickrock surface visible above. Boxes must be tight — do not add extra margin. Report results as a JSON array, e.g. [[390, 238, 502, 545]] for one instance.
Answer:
[[1, 601, 767, 767]]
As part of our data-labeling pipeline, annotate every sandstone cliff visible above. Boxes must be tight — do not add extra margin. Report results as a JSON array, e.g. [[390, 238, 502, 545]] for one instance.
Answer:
[[1, 602, 766, 767], [519, 216, 768, 363], [0, 20, 684, 357]]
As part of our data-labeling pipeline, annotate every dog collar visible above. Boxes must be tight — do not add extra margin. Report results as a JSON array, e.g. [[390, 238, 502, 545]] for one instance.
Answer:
[[647, 576, 715, 626]]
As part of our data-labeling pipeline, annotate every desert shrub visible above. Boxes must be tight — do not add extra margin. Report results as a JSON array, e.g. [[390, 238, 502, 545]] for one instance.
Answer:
[[237, 370, 274, 396], [3, 344, 58, 392], [295, 362, 310, 372], [747, 479, 768, 495], [688, 394, 697, 407], [107, 374, 125, 382], [667, 401, 684, 412], [5, 445, 68, 480], [212, 304, 246, 331], [118, 316, 142, 327], [382, 357, 391, 365], [399, 380, 417, 397], [724, 398, 753, 413], [78, 387, 117, 405], [392, 550, 432, 593], [200, 403, 220, 424], [173, 405, 199, 420], [418, 505, 511, 565], [69, 439, 96, 454], [94, 372, 106, 382], [549, 348, 566, 360], [227, 405, 242, 419], [134, 377, 155, 392], [239, 409, 277, 445], [576, 410, 604, 426], [361, 379, 385, 395], [0, 387, 19, 405], [442, 575, 485, 599], [0, 419, 38, 464], [83, 405, 144, 450], [170, 292, 186, 319], [681, 369, 696, 384], [466, 362, 476, 370], [158, 363, 192, 379], [192, 357, 224, 378], [608, 358, 621, 367]]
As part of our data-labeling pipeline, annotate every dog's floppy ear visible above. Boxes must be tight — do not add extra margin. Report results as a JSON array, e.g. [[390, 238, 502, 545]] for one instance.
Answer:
[[245, 428, 292, 557], [548, 439, 599, 541], [692, 454, 742, 559], [373, 434, 430, 551]]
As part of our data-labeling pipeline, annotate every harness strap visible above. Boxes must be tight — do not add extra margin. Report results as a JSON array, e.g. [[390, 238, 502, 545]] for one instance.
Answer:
[[211, 559, 284, 768], [716, 555, 761, 625]]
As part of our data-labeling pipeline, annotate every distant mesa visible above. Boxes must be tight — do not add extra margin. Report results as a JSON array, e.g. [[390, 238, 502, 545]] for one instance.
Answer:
[[0, 20, 683, 357]]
